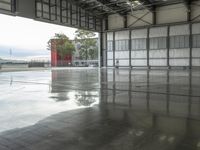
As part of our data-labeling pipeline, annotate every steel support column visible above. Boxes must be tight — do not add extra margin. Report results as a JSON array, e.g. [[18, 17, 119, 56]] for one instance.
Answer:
[[99, 32, 104, 67], [187, 7, 191, 22], [11, 0, 16, 13], [152, 6, 156, 25], [185, 0, 191, 22], [167, 25, 170, 68], [124, 15, 128, 28], [147, 27, 150, 68], [105, 16, 108, 31], [113, 31, 116, 67], [49, 0, 51, 20], [189, 23, 192, 69]]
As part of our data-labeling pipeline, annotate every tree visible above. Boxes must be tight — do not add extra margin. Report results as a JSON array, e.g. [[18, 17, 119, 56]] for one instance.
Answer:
[[74, 29, 98, 61], [47, 33, 75, 66]]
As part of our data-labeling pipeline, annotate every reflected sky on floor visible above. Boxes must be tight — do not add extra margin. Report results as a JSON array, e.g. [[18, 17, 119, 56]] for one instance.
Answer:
[[0, 69, 99, 133]]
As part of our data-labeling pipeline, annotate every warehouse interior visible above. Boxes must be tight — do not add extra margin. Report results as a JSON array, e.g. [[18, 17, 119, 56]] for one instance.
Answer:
[[0, 0, 200, 150]]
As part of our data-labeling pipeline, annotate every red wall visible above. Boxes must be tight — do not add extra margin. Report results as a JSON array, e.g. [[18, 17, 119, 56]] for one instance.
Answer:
[[51, 39, 72, 67]]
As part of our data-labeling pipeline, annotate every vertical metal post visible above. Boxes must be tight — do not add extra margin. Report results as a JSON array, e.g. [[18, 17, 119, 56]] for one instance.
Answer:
[[41, 0, 44, 18], [189, 23, 192, 69], [167, 25, 170, 68], [152, 6, 156, 25], [105, 16, 108, 31], [113, 32, 116, 67], [35, 0, 37, 17], [147, 27, 150, 68], [187, 1, 191, 22], [49, 0, 51, 20], [124, 15, 128, 28], [11, 0, 16, 13], [55, 0, 57, 21], [99, 32, 104, 67]]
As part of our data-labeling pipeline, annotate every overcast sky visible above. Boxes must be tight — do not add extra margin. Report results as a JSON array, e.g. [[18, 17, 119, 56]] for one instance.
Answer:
[[0, 14, 77, 57]]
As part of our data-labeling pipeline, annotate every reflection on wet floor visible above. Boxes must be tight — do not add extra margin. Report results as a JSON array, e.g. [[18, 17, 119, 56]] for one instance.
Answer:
[[0, 68, 200, 150], [0, 69, 99, 133]]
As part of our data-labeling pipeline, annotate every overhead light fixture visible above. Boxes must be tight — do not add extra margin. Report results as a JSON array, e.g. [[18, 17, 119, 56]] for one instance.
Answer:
[[134, 0, 142, 5], [127, 0, 142, 8]]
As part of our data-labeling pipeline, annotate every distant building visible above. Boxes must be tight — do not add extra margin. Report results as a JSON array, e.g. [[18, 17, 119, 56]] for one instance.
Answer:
[[51, 38, 98, 67], [51, 39, 72, 67]]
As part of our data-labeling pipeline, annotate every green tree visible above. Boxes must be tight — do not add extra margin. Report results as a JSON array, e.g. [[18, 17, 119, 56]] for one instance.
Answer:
[[75, 29, 98, 61]]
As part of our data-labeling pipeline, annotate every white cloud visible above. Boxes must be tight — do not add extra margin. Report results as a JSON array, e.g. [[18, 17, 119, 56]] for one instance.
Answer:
[[0, 14, 77, 51]]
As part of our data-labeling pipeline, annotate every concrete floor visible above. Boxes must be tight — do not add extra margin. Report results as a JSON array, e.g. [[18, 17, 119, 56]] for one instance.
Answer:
[[0, 68, 200, 150]]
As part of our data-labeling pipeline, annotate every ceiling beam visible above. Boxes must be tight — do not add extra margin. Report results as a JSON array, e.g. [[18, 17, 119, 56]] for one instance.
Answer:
[[184, 0, 192, 21], [138, 0, 153, 12]]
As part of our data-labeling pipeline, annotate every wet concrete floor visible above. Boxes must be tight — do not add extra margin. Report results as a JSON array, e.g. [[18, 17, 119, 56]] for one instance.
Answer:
[[0, 68, 200, 150]]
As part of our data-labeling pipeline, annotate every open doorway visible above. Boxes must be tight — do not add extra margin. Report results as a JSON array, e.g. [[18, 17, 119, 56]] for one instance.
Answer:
[[0, 14, 99, 71]]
